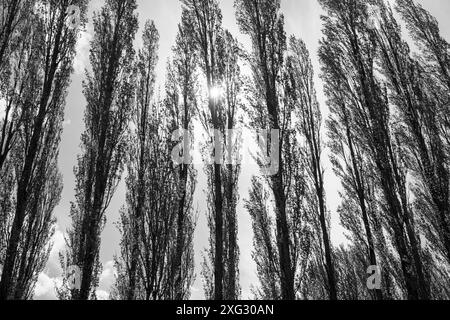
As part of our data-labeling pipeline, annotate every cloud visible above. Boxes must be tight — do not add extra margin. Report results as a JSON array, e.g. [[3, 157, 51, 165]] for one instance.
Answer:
[[97, 260, 116, 300], [33, 223, 117, 300], [98, 260, 115, 298], [96, 290, 109, 300], [34, 259, 116, 300], [0, 98, 6, 120], [46, 226, 66, 278], [34, 273, 62, 300], [73, 30, 92, 75], [191, 286, 199, 293], [34, 225, 66, 300]]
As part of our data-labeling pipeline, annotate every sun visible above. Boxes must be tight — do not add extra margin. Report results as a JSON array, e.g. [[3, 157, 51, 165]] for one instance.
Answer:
[[210, 86, 224, 99]]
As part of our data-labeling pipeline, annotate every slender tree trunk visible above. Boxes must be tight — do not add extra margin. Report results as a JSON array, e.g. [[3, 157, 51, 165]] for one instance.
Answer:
[[382, 178, 420, 300], [173, 164, 188, 300], [264, 51, 295, 300], [317, 190, 337, 300], [271, 170, 295, 300], [403, 208, 430, 300], [78, 193, 103, 300], [78, 102, 110, 300], [127, 157, 145, 300], [214, 161, 224, 300], [226, 165, 236, 300], [13, 198, 38, 299]]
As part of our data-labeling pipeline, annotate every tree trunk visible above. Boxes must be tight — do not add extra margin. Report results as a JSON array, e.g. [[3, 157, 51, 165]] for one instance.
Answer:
[[271, 171, 295, 300], [214, 161, 224, 300], [173, 164, 188, 300], [226, 163, 237, 300], [317, 190, 337, 300], [127, 132, 147, 300]]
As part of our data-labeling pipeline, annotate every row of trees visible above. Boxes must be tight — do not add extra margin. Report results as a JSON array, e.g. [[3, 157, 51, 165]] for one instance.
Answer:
[[319, 0, 450, 300], [0, 0, 89, 299], [241, 0, 450, 300], [0, 0, 449, 300]]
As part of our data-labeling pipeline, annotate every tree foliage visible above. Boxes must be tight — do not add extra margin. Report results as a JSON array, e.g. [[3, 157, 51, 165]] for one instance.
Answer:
[[60, 0, 138, 300]]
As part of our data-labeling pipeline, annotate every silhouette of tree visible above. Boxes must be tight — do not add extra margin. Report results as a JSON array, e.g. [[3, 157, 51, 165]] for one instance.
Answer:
[[61, 0, 138, 300], [395, 0, 450, 266], [318, 0, 433, 299], [0, 0, 88, 300], [163, 11, 198, 300], [235, 0, 295, 300], [286, 36, 337, 300], [200, 29, 242, 301]]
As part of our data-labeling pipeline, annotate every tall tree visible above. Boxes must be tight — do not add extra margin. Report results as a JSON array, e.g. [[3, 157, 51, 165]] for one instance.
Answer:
[[0, 0, 88, 300], [113, 18, 197, 301], [123, 20, 159, 301], [245, 129, 312, 300], [235, 0, 295, 300], [325, 69, 396, 300], [0, 1, 38, 269], [200, 29, 242, 300], [318, 0, 427, 300], [164, 13, 198, 299], [113, 96, 195, 300], [61, 0, 137, 300], [286, 36, 337, 300], [395, 0, 450, 266], [371, 3, 449, 299], [245, 177, 279, 299], [221, 31, 242, 301], [327, 88, 384, 300], [181, 0, 227, 300]]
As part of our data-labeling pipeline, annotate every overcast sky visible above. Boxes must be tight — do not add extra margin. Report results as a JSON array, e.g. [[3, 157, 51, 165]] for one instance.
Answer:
[[33, 0, 450, 300]]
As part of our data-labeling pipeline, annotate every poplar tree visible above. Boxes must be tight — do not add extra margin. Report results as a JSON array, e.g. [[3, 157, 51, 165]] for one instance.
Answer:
[[182, 0, 241, 300], [318, 0, 429, 299], [61, 0, 138, 300], [0, 0, 88, 300], [286, 36, 337, 300], [235, 0, 295, 300], [395, 0, 450, 266], [163, 15, 198, 299]]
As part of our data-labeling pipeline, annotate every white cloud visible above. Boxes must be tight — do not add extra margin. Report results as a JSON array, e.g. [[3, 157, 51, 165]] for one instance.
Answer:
[[100, 261, 115, 283], [33, 226, 116, 300], [191, 286, 199, 293], [96, 290, 109, 300], [51, 227, 66, 257], [33, 225, 66, 300], [0, 98, 6, 120], [45, 226, 66, 278], [34, 273, 62, 300], [98, 260, 115, 299], [73, 30, 92, 75]]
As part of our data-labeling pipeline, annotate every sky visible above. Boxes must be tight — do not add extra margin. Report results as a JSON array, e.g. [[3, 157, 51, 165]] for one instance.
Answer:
[[32, 0, 450, 300]]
